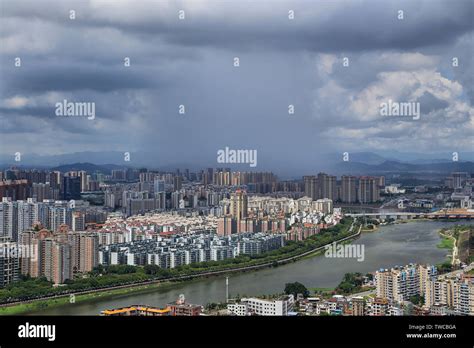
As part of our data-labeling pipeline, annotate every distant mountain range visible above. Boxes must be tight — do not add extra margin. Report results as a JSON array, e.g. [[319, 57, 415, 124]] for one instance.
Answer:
[[51, 163, 128, 175], [0, 151, 473, 176], [330, 160, 474, 175], [45, 160, 474, 176]]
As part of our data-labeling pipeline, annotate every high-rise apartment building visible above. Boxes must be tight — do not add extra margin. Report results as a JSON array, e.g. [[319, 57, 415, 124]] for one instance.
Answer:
[[341, 175, 357, 203], [19, 230, 39, 278], [72, 211, 85, 231], [68, 232, 99, 273], [154, 178, 165, 193], [79, 171, 88, 192], [49, 206, 67, 233], [425, 274, 474, 315], [312, 198, 333, 214], [0, 198, 14, 240], [49, 171, 62, 190], [303, 176, 318, 200], [0, 198, 40, 242], [230, 190, 248, 220], [0, 179, 30, 201], [351, 297, 365, 316], [32, 183, 51, 202], [376, 264, 437, 304], [62, 176, 81, 200], [41, 238, 72, 284], [0, 237, 19, 287], [19, 230, 98, 284], [451, 172, 469, 189], [453, 278, 474, 315], [173, 176, 182, 191], [318, 173, 337, 200], [217, 217, 236, 236], [358, 177, 380, 204]]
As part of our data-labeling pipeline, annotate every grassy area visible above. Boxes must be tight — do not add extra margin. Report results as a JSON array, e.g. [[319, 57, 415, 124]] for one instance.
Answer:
[[0, 297, 71, 315], [437, 225, 473, 264], [310, 287, 334, 296], [0, 269, 155, 305], [0, 281, 173, 315], [300, 249, 325, 260], [437, 236, 454, 249]]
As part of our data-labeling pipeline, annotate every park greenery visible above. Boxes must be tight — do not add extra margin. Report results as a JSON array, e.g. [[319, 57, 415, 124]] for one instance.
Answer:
[[335, 272, 365, 295], [436, 261, 453, 274], [438, 224, 473, 264], [0, 218, 357, 304], [437, 236, 454, 250]]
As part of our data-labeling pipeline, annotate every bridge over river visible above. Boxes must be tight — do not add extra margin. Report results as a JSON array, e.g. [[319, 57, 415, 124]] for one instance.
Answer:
[[346, 209, 474, 220]]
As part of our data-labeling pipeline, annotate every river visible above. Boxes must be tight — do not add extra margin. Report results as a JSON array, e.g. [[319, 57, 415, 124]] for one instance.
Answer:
[[31, 220, 471, 315]]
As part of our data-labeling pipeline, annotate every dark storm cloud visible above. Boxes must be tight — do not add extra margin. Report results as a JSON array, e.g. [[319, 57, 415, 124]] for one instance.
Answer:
[[3, 0, 472, 53], [0, 0, 473, 175], [1, 63, 158, 93]]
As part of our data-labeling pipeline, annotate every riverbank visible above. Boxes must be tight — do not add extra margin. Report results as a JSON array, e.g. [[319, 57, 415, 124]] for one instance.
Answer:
[[437, 232, 455, 250], [360, 218, 417, 233], [437, 224, 473, 266], [0, 281, 172, 315], [361, 224, 379, 232], [362, 218, 460, 234]]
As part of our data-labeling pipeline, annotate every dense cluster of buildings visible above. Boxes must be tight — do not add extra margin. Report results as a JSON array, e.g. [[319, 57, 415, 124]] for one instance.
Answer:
[[445, 172, 474, 209], [103, 169, 281, 216], [444, 172, 472, 190], [375, 263, 474, 315], [304, 173, 384, 203], [99, 232, 285, 268], [216, 191, 338, 236], [224, 263, 474, 317], [0, 197, 106, 242], [96, 212, 219, 245], [227, 293, 404, 316], [375, 264, 438, 303], [293, 295, 403, 316], [0, 166, 348, 289], [0, 169, 106, 201], [0, 229, 99, 286], [296, 264, 473, 316], [0, 180, 340, 286]]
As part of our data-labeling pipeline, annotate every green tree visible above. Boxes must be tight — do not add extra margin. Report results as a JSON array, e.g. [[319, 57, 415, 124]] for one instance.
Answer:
[[409, 295, 425, 306], [144, 264, 161, 275], [284, 282, 309, 298]]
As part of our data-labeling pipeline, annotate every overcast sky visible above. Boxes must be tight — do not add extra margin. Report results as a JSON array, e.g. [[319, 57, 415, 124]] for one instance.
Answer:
[[0, 0, 473, 172]]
